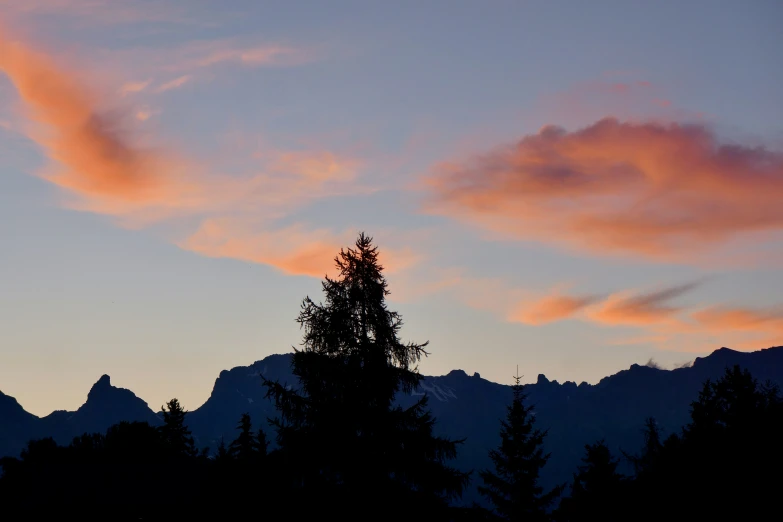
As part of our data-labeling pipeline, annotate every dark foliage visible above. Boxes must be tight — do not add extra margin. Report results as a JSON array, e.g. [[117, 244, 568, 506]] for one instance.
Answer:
[[479, 373, 562, 521], [159, 398, 198, 458], [262, 232, 469, 520], [554, 440, 628, 521], [623, 364, 783, 520]]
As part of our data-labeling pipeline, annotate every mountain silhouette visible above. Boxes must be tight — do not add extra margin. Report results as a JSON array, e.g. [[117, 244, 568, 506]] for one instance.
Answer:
[[66, 374, 162, 436], [1, 345, 781, 504], [1, 374, 161, 457], [0, 390, 39, 459]]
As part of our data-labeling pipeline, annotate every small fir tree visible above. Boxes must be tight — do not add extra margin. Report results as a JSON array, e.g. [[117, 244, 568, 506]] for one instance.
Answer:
[[160, 398, 197, 457], [479, 370, 561, 521], [229, 413, 255, 461]]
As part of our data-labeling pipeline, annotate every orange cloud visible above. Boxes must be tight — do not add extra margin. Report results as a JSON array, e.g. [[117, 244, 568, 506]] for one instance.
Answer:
[[181, 220, 345, 277], [691, 306, 783, 336], [644, 304, 783, 353], [510, 292, 600, 325], [0, 35, 208, 217], [586, 282, 699, 326], [181, 220, 419, 278], [424, 118, 783, 264]]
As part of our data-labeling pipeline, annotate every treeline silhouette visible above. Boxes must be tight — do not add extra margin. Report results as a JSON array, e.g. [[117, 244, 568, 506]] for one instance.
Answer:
[[1, 234, 780, 521]]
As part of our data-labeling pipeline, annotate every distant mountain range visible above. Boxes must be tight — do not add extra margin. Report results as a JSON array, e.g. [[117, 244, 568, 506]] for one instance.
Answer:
[[2, 346, 782, 504]]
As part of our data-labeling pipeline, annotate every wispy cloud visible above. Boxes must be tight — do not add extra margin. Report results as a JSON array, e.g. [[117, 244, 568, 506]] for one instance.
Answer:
[[423, 118, 783, 265], [180, 220, 352, 277], [99, 39, 317, 98], [586, 282, 700, 326], [689, 305, 783, 349], [189, 45, 309, 69], [158, 39, 316, 74], [510, 290, 601, 325], [156, 75, 190, 92], [119, 79, 151, 96], [181, 220, 420, 278], [0, 32, 374, 277], [0, 35, 202, 217]]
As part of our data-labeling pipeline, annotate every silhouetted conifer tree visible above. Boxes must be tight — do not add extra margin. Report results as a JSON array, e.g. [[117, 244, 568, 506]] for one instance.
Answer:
[[622, 417, 661, 476], [555, 440, 626, 521], [255, 428, 268, 457], [229, 413, 255, 461], [160, 398, 197, 457], [215, 437, 230, 462], [479, 372, 561, 521], [263, 232, 468, 519]]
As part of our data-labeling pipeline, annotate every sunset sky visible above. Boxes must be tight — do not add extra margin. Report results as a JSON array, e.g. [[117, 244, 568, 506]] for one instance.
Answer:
[[1, 0, 781, 417]]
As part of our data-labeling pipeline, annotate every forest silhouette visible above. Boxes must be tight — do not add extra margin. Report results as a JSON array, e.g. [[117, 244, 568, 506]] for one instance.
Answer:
[[1, 233, 780, 521]]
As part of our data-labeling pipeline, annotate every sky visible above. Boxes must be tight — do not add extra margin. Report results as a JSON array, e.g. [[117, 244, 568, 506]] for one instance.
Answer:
[[0, 0, 782, 417]]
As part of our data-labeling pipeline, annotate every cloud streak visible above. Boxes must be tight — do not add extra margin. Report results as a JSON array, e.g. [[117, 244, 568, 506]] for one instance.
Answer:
[[586, 282, 700, 326], [510, 292, 601, 325], [156, 75, 191, 92], [423, 118, 783, 264], [158, 40, 316, 74], [119, 79, 151, 96], [508, 282, 782, 352], [181, 220, 420, 277]]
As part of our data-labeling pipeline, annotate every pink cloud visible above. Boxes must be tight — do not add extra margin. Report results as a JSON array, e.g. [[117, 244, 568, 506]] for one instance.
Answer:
[[510, 292, 601, 325], [423, 118, 783, 265], [0, 34, 205, 217], [586, 283, 700, 326], [181, 220, 420, 278], [691, 305, 783, 336]]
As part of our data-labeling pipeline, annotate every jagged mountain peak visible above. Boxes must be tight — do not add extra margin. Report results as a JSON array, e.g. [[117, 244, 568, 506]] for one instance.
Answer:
[[445, 369, 468, 378], [87, 374, 113, 397], [71, 375, 161, 434]]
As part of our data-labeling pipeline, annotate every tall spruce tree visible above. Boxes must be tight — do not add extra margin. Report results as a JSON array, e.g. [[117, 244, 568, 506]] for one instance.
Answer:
[[263, 232, 468, 519], [160, 398, 197, 458], [479, 372, 561, 521]]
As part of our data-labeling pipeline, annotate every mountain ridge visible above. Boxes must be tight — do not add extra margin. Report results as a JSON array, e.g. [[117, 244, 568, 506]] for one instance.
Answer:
[[2, 345, 782, 503]]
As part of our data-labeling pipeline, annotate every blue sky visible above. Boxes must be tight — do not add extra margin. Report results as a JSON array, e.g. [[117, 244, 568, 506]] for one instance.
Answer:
[[0, 0, 781, 416]]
